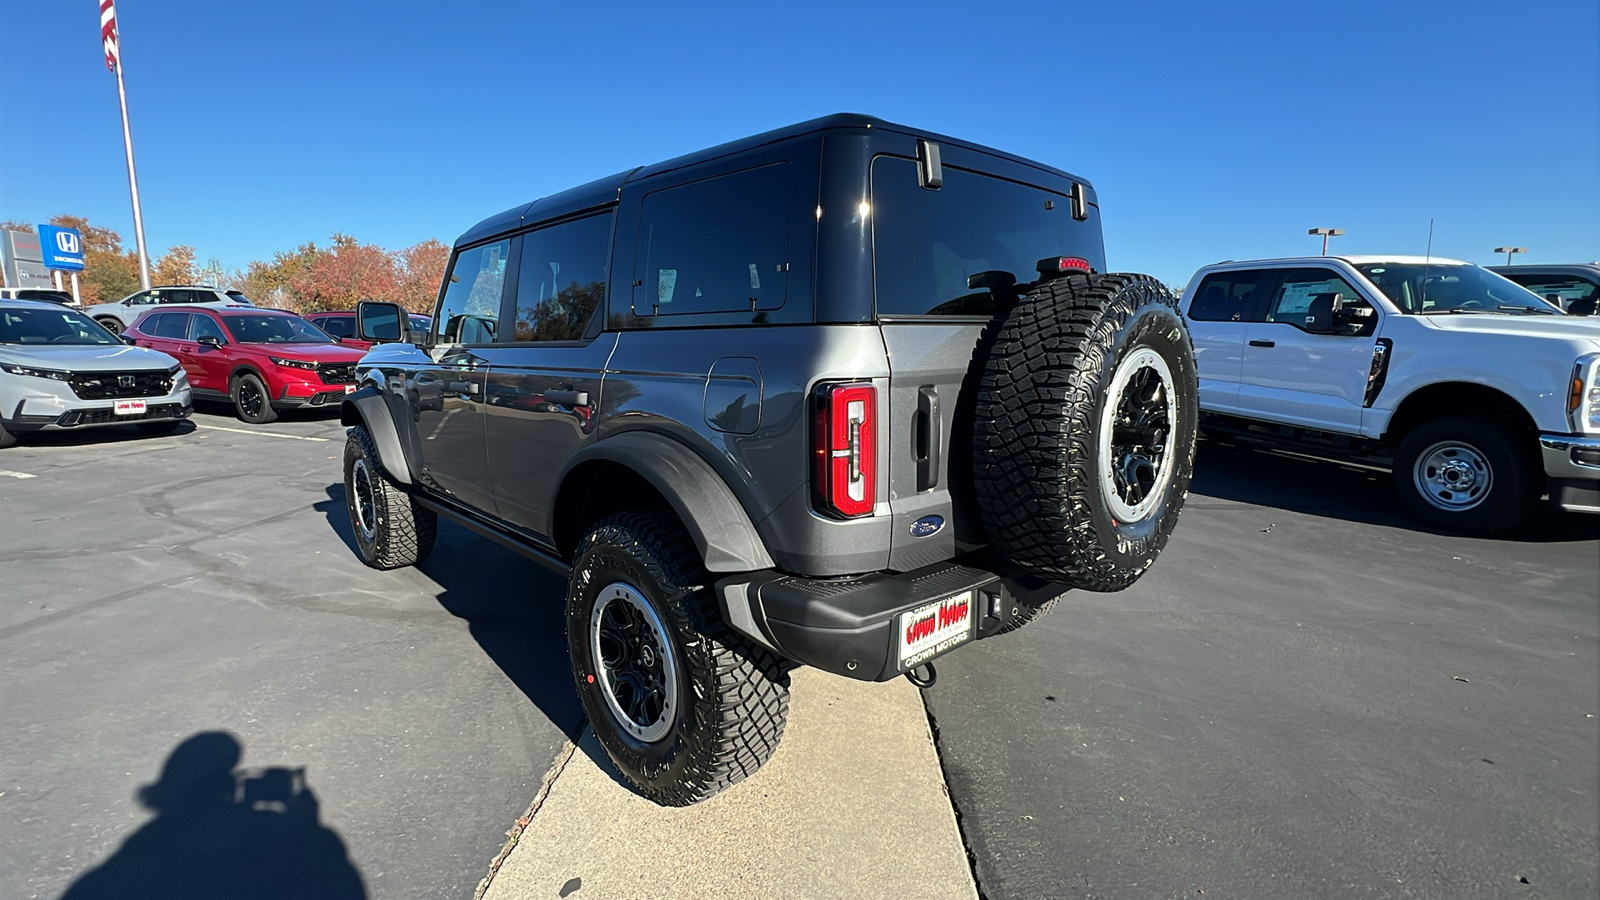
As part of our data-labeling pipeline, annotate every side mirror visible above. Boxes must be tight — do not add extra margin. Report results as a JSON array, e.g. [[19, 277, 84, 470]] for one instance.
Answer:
[[121, 335, 137, 345], [197, 335, 223, 348], [356, 300, 407, 343], [1302, 293, 1341, 334]]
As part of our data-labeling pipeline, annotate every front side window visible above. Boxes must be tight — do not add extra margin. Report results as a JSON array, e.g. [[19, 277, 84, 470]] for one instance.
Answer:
[[436, 239, 509, 343], [151, 311, 193, 339], [1357, 263, 1559, 314], [1189, 270, 1275, 322], [191, 314, 227, 343], [634, 163, 790, 316], [514, 214, 612, 341], [871, 157, 1099, 317], [223, 314, 335, 344], [1266, 269, 1370, 324], [127, 291, 156, 306], [0, 307, 121, 345]]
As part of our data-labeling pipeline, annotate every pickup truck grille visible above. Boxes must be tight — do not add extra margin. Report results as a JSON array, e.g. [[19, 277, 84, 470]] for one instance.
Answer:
[[317, 363, 356, 385], [67, 370, 172, 400]]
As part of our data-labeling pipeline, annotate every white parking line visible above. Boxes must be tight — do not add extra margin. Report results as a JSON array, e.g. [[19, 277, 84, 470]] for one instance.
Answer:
[[0, 469, 37, 479], [194, 424, 332, 442]]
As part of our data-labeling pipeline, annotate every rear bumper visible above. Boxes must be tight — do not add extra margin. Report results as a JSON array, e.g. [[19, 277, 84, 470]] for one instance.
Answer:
[[1538, 434, 1600, 513], [717, 557, 1065, 682]]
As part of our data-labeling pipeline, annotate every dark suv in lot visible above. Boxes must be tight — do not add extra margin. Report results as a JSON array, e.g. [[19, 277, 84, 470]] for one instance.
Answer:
[[342, 114, 1198, 805]]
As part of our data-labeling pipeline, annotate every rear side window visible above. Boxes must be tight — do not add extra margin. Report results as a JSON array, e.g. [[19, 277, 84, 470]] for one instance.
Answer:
[[513, 213, 612, 341], [151, 312, 192, 339], [436, 239, 509, 344], [633, 163, 791, 316], [1188, 270, 1275, 322], [871, 157, 1096, 317], [318, 316, 355, 338]]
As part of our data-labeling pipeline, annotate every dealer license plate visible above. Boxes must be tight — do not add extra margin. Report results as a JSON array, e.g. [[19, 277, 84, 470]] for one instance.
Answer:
[[344, 385, 356, 393], [113, 400, 147, 416], [896, 590, 975, 669]]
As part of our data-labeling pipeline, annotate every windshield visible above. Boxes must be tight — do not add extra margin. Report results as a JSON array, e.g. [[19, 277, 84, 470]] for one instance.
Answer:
[[222, 314, 334, 344], [0, 306, 122, 345], [1357, 263, 1562, 315]]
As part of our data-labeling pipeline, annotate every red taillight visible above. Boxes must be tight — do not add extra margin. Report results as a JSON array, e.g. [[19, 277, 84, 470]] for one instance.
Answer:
[[1054, 256, 1091, 272], [813, 382, 876, 518]]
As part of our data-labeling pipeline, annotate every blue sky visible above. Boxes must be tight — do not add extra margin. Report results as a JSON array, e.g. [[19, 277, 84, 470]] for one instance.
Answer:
[[1, 0, 1595, 286]]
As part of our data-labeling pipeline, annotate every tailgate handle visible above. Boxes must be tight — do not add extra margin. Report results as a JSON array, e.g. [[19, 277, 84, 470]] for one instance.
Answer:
[[916, 386, 940, 492]]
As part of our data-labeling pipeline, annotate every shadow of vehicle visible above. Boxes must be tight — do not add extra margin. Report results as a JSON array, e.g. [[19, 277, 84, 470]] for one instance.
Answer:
[[61, 731, 366, 900], [315, 485, 585, 742], [8, 418, 198, 450], [1193, 436, 1600, 542]]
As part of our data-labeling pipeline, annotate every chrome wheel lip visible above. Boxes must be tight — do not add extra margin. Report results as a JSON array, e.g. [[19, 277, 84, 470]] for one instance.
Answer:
[[1413, 440, 1493, 512], [350, 457, 377, 541], [589, 582, 679, 744], [1097, 347, 1178, 524]]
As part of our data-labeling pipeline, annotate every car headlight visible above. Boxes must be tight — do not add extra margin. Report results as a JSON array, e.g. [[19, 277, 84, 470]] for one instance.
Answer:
[[1570, 353, 1600, 433], [0, 363, 71, 381], [268, 356, 317, 371]]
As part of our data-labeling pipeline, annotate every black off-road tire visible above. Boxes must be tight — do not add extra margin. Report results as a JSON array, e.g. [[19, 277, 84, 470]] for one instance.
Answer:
[[973, 273, 1198, 592], [1392, 416, 1538, 534], [0, 420, 17, 449], [343, 425, 436, 569], [231, 372, 279, 424], [567, 508, 791, 807]]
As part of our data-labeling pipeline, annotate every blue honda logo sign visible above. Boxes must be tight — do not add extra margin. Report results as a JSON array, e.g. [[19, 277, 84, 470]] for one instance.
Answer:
[[36, 225, 86, 272]]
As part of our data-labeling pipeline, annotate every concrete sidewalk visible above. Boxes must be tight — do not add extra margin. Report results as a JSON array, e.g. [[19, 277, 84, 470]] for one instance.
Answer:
[[482, 667, 977, 900]]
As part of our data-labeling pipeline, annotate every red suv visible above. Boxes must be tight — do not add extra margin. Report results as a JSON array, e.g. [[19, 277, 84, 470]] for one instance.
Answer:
[[304, 311, 432, 351], [127, 308, 367, 423]]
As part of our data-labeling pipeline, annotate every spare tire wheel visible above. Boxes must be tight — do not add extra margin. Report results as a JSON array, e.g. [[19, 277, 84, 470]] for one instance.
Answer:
[[973, 273, 1197, 592]]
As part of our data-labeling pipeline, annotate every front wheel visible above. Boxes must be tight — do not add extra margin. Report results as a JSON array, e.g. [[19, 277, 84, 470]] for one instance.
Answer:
[[343, 425, 436, 568], [567, 508, 791, 806], [1392, 416, 1538, 533], [232, 373, 278, 424]]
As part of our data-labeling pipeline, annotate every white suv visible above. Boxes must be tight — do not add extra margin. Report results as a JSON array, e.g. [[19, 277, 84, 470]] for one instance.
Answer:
[[1180, 255, 1600, 532], [84, 285, 255, 334]]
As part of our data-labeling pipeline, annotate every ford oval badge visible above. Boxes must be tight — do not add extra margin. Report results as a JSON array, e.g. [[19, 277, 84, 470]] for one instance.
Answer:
[[910, 515, 945, 538]]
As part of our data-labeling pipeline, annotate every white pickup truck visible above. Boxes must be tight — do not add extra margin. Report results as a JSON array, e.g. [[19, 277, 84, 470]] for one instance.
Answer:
[[1179, 255, 1600, 532]]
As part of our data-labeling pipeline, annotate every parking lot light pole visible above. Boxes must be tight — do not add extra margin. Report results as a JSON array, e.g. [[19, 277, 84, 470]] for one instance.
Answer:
[[1309, 227, 1345, 255], [1494, 246, 1528, 266]]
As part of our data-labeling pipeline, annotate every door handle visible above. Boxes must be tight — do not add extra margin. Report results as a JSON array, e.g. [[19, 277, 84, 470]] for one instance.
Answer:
[[916, 386, 940, 492], [543, 389, 590, 407], [1248, 340, 1276, 348]]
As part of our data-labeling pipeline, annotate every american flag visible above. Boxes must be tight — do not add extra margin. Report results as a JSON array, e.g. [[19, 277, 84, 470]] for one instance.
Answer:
[[100, 0, 119, 72]]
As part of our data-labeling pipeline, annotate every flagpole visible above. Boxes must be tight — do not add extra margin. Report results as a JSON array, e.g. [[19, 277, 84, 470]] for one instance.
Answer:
[[113, 47, 151, 290]]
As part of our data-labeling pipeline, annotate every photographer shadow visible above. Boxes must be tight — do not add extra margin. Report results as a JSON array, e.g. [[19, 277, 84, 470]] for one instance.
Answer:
[[62, 732, 366, 900]]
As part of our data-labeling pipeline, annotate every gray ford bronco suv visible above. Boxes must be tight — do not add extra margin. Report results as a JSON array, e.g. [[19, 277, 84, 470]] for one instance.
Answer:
[[341, 115, 1198, 805]]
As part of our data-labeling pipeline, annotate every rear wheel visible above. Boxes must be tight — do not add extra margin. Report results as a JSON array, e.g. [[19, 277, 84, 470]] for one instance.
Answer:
[[973, 273, 1198, 592], [1392, 416, 1537, 533], [231, 373, 278, 424], [343, 425, 436, 568], [95, 317, 125, 336], [567, 508, 791, 806]]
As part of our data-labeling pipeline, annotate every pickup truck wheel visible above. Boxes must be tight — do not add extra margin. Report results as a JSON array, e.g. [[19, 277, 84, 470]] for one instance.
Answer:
[[231, 373, 278, 424], [974, 273, 1198, 592], [567, 508, 791, 806], [343, 425, 436, 569], [1393, 416, 1537, 533]]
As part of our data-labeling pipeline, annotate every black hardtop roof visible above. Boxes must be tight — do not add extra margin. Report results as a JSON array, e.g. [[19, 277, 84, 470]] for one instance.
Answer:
[[456, 114, 1086, 247]]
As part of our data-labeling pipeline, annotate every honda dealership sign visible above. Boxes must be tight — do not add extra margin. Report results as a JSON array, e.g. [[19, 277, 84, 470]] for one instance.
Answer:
[[38, 225, 86, 272]]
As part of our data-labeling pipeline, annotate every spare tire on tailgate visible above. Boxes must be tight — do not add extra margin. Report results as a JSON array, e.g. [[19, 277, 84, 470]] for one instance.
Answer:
[[973, 272, 1197, 592]]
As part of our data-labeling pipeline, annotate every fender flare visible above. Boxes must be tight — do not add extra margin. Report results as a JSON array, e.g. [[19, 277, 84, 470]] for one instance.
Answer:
[[340, 386, 413, 485], [558, 431, 775, 573]]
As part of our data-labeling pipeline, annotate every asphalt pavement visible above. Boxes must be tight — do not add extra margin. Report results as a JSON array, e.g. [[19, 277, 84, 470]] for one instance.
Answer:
[[1, 407, 584, 900], [923, 437, 1600, 899]]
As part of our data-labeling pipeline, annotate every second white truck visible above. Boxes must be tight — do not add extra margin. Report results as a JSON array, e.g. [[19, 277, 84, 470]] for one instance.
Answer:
[[1179, 255, 1600, 532]]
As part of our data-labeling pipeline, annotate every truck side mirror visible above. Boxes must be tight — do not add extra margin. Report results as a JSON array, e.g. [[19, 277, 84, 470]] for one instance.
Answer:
[[356, 301, 407, 343], [1302, 293, 1341, 334]]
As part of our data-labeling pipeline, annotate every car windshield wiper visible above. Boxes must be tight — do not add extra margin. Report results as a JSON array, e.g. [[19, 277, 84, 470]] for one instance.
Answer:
[[1494, 305, 1559, 315], [1416, 308, 1494, 315]]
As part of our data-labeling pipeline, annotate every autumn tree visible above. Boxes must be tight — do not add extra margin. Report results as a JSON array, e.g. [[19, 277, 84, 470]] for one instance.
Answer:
[[396, 239, 449, 313], [151, 245, 198, 286], [284, 234, 400, 313]]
